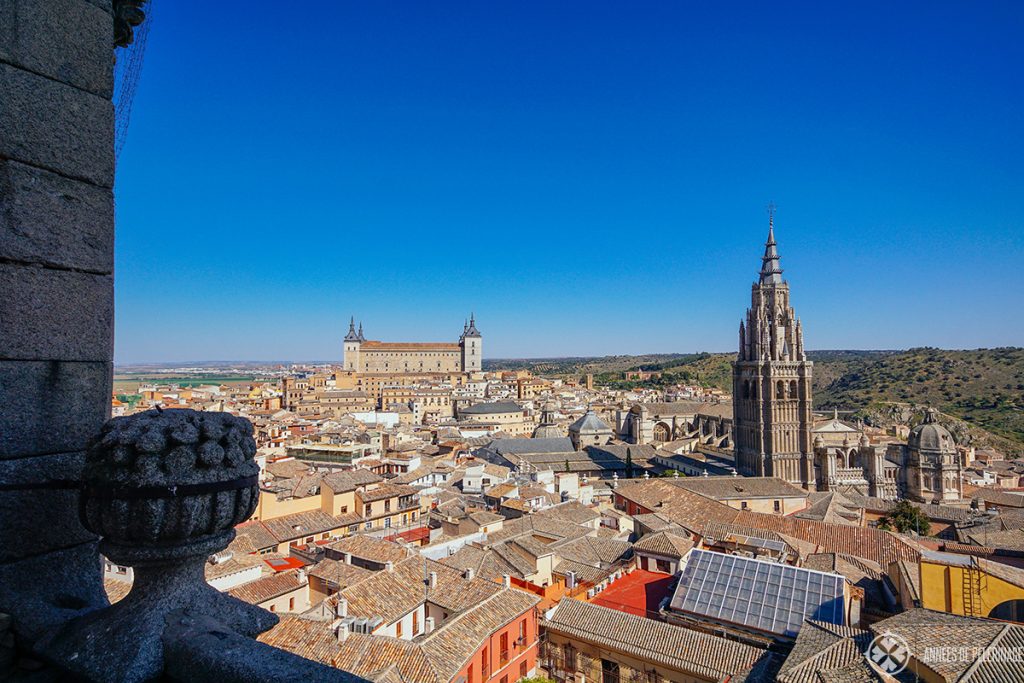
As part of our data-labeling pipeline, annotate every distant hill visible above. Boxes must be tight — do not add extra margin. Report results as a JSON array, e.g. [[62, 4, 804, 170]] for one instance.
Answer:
[[487, 348, 1024, 454]]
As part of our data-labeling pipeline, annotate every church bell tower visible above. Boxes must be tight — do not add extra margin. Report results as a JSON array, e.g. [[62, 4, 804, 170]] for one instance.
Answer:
[[732, 210, 815, 489]]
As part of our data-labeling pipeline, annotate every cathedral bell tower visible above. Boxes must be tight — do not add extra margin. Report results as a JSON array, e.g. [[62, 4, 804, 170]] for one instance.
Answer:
[[732, 211, 815, 489]]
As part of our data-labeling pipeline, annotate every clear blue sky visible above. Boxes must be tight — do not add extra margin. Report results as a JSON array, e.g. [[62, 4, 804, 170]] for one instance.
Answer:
[[114, 1, 1024, 363]]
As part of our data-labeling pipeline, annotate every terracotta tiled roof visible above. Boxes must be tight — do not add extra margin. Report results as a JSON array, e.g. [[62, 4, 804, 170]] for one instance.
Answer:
[[672, 476, 810, 500], [332, 556, 502, 626], [327, 535, 412, 565], [776, 620, 876, 683], [228, 570, 305, 606], [307, 558, 373, 588], [543, 598, 770, 680], [869, 608, 1024, 682], [235, 520, 279, 550], [735, 510, 923, 568], [262, 510, 346, 543], [358, 483, 419, 503], [104, 578, 131, 604], [632, 529, 695, 559], [261, 587, 539, 683]]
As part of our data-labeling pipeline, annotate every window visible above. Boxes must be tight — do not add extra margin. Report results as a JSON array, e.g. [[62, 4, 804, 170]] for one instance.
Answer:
[[741, 501, 749, 510], [518, 619, 526, 642], [501, 676, 508, 683], [396, 620, 402, 638], [774, 500, 781, 513], [340, 505, 348, 514], [365, 521, 372, 530], [601, 659, 620, 683], [500, 632, 509, 664], [289, 597, 294, 611], [519, 662, 528, 679], [468, 664, 474, 683], [482, 645, 490, 680], [413, 610, 418, 634], [270, 605, 276, 612]]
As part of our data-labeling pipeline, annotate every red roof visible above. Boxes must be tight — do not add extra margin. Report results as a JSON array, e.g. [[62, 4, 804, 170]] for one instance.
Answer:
[[384, 526, 431, 544], [589, 569, 675, 619], [263, 556, 305, 572]]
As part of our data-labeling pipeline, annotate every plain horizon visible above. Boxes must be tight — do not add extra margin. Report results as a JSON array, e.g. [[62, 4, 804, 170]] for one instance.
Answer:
[[114, 2, 1024, 363], [113, 346, 1020, 369]]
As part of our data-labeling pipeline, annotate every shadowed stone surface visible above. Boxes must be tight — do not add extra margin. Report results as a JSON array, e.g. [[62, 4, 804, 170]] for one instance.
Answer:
[[36, 410, 276, 683], [0, 542, 106, 641], [0, 159, 114, 273], [0, 361, 111, 459], [0, 63, 114, 188], [0, 453, 96, 561], [0, 0, 114, 98], [0, 263, 113, 362]]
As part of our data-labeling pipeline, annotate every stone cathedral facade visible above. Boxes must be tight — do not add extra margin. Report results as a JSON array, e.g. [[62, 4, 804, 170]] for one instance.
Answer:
[[732, 221, 815, 489]]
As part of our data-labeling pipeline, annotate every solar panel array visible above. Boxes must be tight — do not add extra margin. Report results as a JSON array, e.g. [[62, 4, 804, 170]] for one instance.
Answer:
[[670, 549, 845, 637]]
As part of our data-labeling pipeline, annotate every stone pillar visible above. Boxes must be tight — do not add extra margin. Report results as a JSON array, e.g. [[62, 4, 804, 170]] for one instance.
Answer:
[[0, 0, 116, 642]]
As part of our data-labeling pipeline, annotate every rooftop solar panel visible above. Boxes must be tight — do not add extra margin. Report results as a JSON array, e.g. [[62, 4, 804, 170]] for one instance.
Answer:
[[669, 549, 845, 637]]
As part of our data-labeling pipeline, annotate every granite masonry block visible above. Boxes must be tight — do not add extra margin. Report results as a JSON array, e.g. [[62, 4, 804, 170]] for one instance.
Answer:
[[0, 540, 105, 641], [0, 0, 114, 98], [0, 263, 113, 362], [0, 62, 114, 188], [0, 360, 111, 459], [0, 159, 114, 274], [0, 452, 97, 562]]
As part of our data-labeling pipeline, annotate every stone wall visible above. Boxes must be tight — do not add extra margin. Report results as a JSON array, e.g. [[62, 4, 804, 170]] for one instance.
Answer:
[[0, 0, 115, 638]]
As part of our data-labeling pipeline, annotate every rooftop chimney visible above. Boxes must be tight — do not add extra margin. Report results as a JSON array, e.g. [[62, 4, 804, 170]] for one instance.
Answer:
[[336, 598, 348, 618], [337, 622, 350, 642], [428, 571, 438, 589], [503, 575, 511, 589], [464, 567, 475, 581], [343, 552, 352, 565], [385, 560, 394, 572]]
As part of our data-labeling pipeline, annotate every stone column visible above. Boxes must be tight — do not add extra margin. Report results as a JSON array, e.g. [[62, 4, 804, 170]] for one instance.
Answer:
[[0, 0, 116, 642]]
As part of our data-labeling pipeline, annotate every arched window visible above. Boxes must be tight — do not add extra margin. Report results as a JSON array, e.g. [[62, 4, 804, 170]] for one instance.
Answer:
[[776, 381, 785, 399], [790, 380, 798, 398], [990, 600, 1024, 621], [742, 380, 750, 399]]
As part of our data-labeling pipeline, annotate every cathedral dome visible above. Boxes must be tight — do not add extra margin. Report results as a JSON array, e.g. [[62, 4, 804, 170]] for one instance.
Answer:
[[908, 408, 955, 453]]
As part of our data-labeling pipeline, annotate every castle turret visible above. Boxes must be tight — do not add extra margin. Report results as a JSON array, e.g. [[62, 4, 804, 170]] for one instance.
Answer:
[[460, 313, 482, 372], [343, 316, 362, 371]]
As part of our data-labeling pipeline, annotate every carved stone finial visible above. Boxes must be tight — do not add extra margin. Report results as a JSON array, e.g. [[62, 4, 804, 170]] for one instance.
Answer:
[[114, 0, 148, 48], [37, 409, 276, 683]]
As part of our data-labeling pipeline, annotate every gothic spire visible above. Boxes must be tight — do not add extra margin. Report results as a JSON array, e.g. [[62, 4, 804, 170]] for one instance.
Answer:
[[357, 322, 365, 342], [344, 316, 359, 342], [759, 211, 784, 285]]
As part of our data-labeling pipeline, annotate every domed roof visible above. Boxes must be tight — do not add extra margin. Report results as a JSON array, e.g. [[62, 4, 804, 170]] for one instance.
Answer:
[[908, 408, 956, 453], [569, 409, 611, 435], [533, 423, 565, 439]]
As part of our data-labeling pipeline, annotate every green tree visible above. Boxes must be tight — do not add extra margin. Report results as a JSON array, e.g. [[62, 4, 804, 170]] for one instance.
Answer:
[[519, 677, 555, 683], [625, 447, 634, 479], [877, 500, 931, 536]]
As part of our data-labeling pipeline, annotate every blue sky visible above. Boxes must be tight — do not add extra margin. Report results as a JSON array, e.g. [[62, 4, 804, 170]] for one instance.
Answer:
[[114, 1, 1024, 363]]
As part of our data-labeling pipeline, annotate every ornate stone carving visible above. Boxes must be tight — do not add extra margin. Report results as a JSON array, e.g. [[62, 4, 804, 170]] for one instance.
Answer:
[[37, 409, 277, 683], [114, 0, 148, 48]]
